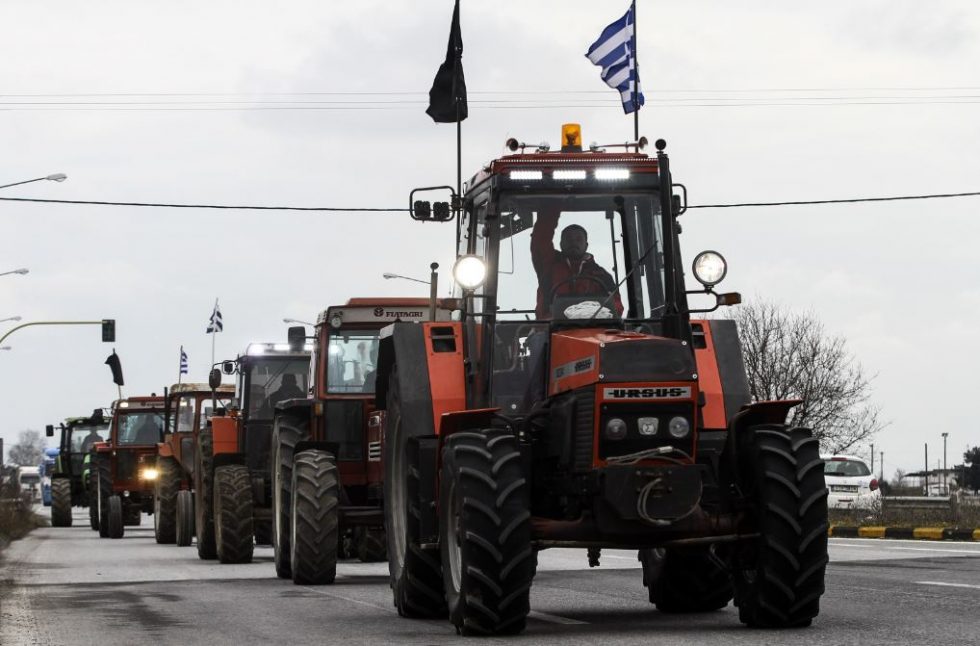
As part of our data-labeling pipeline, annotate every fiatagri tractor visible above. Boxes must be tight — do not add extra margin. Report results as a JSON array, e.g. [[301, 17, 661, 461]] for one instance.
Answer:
[[45, 410, 111, 529], [271, 299, 453, 584], [197, 339, 311, 562], [375, 125, 828, 635], [92, 395, 166, 539], [153, 383, 235, 546]]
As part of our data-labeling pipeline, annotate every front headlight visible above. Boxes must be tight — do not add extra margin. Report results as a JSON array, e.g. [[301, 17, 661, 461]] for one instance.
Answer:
[[453, 255, 488, 290], [140, 468, 159, 481], [668, 416, 690, 439], [692, 251, 727, 287]]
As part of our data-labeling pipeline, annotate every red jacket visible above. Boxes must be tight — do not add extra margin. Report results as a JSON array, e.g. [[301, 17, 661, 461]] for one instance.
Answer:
[[530, 211, 624, 318]]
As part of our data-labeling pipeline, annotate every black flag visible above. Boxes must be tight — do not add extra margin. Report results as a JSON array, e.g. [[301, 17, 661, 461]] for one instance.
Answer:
[[105, 350, 124, 387], [426, 0, 467, 123]]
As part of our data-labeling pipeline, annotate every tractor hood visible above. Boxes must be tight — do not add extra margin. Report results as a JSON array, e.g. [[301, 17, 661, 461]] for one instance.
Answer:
[[548, 328, 697, 396]]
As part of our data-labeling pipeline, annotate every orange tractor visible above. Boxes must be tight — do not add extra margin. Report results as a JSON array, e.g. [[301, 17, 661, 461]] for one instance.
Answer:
[[270, 298, 452, 584], [153, 383, 235, 546], [198, 338, 311, 562], [92, 395, 166, 539], [375, 125, 828, 634]]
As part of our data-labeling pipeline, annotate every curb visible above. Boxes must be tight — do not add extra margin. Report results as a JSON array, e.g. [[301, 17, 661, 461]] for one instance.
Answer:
[[829, 526, 980, 541]]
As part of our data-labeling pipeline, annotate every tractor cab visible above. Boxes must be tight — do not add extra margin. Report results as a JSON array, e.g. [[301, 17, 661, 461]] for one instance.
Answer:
[[163, 383, 235, 470]]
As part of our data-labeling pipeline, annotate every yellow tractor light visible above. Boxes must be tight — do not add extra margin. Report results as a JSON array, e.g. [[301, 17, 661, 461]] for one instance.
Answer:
[[140, 467, 159, 481], [561, 123, 582, 152]]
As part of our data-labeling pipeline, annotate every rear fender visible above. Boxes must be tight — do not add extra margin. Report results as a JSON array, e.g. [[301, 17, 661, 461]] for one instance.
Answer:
[[211, 416, 239, 456], [213, 452, 246, 470], [719, 400, 802, 493]]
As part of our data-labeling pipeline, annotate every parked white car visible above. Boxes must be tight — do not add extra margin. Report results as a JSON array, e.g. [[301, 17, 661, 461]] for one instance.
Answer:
[[823, 455, 881, 510]]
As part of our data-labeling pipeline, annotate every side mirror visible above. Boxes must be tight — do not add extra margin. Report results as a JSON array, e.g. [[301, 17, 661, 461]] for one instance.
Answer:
[[45, 424, 54, 438], [222, 361, 236, 375], [287, 326, 306, 351], [208, 368, 222, 390]]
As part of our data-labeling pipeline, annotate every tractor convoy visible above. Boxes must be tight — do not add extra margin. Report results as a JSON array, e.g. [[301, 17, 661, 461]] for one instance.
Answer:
[[43, 123, 828, 637]]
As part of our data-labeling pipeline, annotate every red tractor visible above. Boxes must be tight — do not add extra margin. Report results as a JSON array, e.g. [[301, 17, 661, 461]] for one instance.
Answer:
[[375, 125, 828, 634], [198, 339, 311, 562], [92, 395, 166, 539], [271, 298, 452, 584], [153, 383, 235, 546]]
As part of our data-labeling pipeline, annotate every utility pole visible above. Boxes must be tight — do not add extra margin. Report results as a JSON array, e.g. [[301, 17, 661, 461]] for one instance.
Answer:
[[942, 432, 949, 495], [924, 443, 929, 495], [870, 443, 875, 473], [880, 451, 884, 483]]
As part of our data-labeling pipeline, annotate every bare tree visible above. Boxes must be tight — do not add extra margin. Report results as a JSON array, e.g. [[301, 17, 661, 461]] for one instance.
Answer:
[[732, 300, 884, 453], [8, 430, 46, 467]]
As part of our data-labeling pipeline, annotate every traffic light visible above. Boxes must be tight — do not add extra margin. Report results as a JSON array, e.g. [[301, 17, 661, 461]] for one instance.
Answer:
[[101, 319, 115, 343]]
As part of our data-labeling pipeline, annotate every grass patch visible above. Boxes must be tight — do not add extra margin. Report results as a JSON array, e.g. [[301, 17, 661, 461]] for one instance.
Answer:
[[0, 502, 46, 550], [830, 499, 980, 529]]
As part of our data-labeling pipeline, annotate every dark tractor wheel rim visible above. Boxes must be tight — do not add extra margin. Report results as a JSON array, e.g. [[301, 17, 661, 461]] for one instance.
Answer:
[[448, 480, 462, 593]]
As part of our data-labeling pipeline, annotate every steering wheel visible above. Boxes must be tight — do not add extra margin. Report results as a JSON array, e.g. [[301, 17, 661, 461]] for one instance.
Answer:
[[549, 275, 610, 298]]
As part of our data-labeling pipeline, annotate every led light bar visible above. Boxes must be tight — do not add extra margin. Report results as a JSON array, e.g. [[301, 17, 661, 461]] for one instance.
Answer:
[[552, 169, 587, 180], [509, 170, 543, 180], [595, 168, 631, 181]]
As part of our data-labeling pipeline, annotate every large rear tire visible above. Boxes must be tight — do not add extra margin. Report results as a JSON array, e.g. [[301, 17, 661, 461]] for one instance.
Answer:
[[154, 456, 180, 544], [639, 546, 733, 612], [439, 429, 535, 636], [734, 425, 828, 628], [355, 527, 387, 563], [176, 489, 194, 547], [195, 429, 217, 560], [384, 369, 447, 618], [272, 417, 306, 579], [51, 478, 72, 527], [107, 494, 124, 539], [214, 464, 255, 564], [290, 450, 339, 585]]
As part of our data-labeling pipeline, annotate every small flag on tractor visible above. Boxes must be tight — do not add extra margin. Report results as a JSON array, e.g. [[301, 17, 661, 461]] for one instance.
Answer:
[[586, 1, 645, 114], [179, 346, 188, 375], [105, 350, 124, 387], [425, 0, 468, 123], [206, 300, 223, 334]]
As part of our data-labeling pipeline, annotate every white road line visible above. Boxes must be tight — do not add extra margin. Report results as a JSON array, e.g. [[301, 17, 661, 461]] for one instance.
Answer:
[[528, 610, 589, 625], [917, 581, 980, 590], [300, 586, 398, 613], [890, 547, 980, 555]]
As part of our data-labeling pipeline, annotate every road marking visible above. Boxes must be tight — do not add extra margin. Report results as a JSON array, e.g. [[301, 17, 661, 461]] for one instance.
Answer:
[[917, 581, 980, 590], [300, 586, 397, 613], [528, 610, 589, 625], [891, 546, 980, 555]]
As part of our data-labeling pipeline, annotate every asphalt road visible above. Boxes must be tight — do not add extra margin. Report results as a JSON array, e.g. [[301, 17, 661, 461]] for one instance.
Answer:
[[2, 509, 979, 646]]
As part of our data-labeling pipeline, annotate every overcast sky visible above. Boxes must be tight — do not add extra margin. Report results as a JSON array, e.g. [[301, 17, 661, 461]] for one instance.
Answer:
[[2, 0, 978, 477]]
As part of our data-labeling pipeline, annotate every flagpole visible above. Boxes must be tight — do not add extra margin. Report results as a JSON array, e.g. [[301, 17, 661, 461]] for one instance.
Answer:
[[454, 0, 463, 221], [177, 345, 183, 387], [632, 0, 639, 141], [211, 298, 218, 368]]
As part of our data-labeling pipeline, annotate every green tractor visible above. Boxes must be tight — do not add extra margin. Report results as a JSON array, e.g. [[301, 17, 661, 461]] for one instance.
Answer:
[[45, 409, 111, 529]]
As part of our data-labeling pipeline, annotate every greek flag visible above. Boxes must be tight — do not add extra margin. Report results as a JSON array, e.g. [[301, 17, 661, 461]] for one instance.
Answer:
[[206, 300, 223, 334], [585, 1, 645, 114], [179, 346, 188, 375]]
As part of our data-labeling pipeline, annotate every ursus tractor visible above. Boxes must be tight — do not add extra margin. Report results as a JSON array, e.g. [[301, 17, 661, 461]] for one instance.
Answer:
[[375, 125, 828, 635], [153, 383, 235, 546], [92, 395, 166, 539], [197, 339, 311, 562], [45, 409, 110, 528], [271, 298, 453, 584]]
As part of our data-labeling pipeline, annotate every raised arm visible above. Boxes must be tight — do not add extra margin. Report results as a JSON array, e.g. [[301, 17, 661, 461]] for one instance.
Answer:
[[530, 207, 560, 275]]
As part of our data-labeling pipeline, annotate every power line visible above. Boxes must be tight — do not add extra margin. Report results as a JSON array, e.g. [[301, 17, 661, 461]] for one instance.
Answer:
[[3, 191, 980, 213]]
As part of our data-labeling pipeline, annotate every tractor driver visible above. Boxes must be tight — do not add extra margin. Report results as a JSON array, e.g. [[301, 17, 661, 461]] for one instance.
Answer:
[[530, 208, 623, 319], [269, 373, 304, 408], [79, 427, 103, 454]]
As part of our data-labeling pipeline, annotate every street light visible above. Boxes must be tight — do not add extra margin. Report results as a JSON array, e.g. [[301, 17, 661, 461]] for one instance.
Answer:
[[0, 316, 22, 324], [282, 318, 314, 326], [0, 173, 68, 191], [0, 346, 11, 351], [0, 268, 29, 278], [383, 272, 430, 285]]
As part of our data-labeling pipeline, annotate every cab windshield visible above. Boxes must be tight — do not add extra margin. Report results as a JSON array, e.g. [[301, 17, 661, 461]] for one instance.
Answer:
[[70, 424, 110, 453], [326, 330, 381, 393], [247, 359, 309, 420], [116, 412, 164, 445], [463, 193, 665, 321]]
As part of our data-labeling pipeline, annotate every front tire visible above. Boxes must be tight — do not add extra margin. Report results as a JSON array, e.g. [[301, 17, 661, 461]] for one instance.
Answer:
[[214, 464, 255, 564], [272, 417, 306, 579], [51, 478, 72, 527], [439, 429, 535, 636], [384, 369, 446, 618], [176, 489, 194, 547], [107, 495, 124, 539], [734, 425, 828, 628], [639, 547, 733, 612], [290, 450, 339, 585], [154, 456, 179, 544], [97, 456, 111, 538], [195, 429, 217, 560]]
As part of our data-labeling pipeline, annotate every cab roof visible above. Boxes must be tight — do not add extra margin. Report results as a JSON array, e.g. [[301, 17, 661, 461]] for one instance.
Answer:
[[168, 383, 236, 395], [467, 150, 659, 195]]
